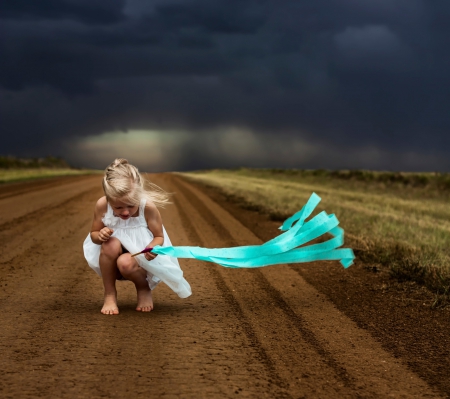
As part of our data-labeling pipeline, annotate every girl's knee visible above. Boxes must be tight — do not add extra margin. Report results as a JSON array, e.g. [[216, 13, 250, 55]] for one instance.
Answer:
[[117, 254, 138, 275], [101, 238, 122, 258]]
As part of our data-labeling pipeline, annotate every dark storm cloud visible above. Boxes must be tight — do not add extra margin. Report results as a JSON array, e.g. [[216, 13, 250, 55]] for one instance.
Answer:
[[0, 0, 126, 25], [1, 0, 450, 170], [155, 0, 265, 34]]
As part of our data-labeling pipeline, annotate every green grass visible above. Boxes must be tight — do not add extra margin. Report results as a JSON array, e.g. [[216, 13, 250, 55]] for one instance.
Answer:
[[179, 168, 450, 307], [0, 155, 70, 169], [0, 168, 101, 184]]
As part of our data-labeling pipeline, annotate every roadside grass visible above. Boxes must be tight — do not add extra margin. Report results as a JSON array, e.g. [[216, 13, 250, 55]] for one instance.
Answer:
[[0, 168, 101, 184], [0, 155, 70, 169], [179, 168, 450, 307]]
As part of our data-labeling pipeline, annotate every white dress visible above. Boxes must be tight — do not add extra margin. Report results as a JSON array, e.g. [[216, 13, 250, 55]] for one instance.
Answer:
[[83, 198, 192, 298]]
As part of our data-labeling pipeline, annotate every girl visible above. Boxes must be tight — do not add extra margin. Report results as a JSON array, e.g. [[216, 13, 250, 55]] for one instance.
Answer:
[[83, 158, 191, 315]]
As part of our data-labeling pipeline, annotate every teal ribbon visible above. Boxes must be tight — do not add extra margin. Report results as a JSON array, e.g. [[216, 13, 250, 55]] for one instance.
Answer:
[[151, 193, 355, 269]]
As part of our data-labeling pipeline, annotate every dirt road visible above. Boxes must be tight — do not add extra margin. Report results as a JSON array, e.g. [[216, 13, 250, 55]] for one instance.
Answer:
[[0, 174, 446, 398]]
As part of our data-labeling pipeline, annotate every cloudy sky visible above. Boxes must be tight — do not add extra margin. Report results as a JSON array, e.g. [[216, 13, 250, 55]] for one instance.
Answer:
[[1, 0, 449, 172]]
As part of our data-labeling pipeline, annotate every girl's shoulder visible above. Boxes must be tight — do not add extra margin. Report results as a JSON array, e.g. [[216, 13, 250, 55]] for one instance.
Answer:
[[143, 200, 161, 221], [94, 196, 108, 214]]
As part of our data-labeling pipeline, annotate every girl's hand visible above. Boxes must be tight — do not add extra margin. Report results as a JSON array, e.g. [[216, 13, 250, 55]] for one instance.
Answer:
[[144, 246, 158, 261], [98, 227, 114, 242]]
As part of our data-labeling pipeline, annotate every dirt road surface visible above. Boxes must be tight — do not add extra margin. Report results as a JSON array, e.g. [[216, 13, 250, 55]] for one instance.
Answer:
[[0, 174, 448, 398]]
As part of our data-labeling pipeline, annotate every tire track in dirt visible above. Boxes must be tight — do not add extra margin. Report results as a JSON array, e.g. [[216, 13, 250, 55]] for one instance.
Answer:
[[0, 188, 99, 267], [170, 176, 353, 388], [0, 175, 100, 226], [0, 184, 113, 398], [169, 174, 441, 398], [0, 175, 93, 201], [165, 176, 359, 397], [171, 192, 290, 396], [169, 177, 354, 392]]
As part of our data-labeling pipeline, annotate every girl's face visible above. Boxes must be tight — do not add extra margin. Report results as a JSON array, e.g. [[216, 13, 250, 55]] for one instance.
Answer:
[[109, 198, 139, 220]]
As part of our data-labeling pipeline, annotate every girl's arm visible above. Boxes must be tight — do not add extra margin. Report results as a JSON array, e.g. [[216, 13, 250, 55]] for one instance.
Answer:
[[90, 197, 112, 245], [144, 202, 164, 260]]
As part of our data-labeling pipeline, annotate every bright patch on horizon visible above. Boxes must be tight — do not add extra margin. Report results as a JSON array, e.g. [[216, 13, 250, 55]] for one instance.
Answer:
[[63, 126, 340, 171], [69, 130, 189, 172]]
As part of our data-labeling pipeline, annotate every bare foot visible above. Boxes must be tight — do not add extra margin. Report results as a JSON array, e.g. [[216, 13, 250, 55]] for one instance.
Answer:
[[136, 287, 153, 312], [101, 293, 119, 315]]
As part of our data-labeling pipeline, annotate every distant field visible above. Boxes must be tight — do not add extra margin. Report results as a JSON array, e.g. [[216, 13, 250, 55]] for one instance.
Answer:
[[0, 168, 100, 184], [179, 168, 450, 306]]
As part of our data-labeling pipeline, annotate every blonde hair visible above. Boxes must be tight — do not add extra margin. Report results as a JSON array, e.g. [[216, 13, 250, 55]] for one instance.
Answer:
[[102, 158, 171, 208]]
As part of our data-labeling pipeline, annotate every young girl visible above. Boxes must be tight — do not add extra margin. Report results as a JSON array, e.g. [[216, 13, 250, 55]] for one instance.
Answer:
[[83, 158, 191, 315]]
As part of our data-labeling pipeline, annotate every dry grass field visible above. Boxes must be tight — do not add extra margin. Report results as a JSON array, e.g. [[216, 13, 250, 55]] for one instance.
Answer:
[[0, 155, 100, 184], [180, 168, 450, 306], [0, 168, 100, 184]]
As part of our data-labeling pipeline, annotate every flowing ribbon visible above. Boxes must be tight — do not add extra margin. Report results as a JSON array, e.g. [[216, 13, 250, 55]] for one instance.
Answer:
[[135, 193, 355, 269]]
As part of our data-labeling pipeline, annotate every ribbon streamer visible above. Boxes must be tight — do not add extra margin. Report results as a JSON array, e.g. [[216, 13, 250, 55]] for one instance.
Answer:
[[138, 193, 355, 269]]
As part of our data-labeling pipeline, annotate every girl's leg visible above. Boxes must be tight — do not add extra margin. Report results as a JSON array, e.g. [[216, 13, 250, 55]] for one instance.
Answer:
[[117, 254, 153, 312], [99, 238, 122, 315]]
